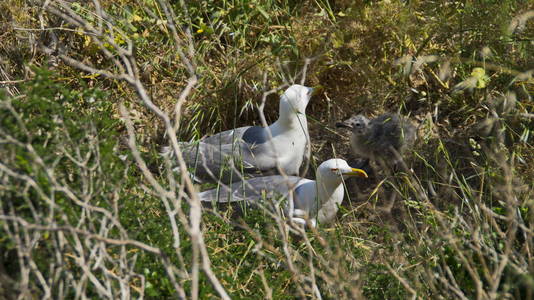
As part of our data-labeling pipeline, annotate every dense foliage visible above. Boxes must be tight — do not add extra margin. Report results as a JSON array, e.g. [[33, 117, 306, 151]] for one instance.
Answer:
[[0, 0, 533, 299]]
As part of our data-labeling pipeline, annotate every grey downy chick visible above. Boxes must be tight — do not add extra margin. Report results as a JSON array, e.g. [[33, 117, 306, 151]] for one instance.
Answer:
[[336, 113, 416, 169]]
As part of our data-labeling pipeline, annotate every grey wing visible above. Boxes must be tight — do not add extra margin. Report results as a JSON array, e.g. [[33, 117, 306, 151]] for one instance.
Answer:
[[165, 127, 284, 182], [183, 141, 246, 182], [241, 126, 269, 144], [201, 126, 251, 145], [159, 142, 223, 182], [161, 139, 260, 183], [239, 127, 281, 175], [292, 181, 317, 214], [207, 125, 289, 177], [198, 176, 302, 203], [185, 140, 277, 182]]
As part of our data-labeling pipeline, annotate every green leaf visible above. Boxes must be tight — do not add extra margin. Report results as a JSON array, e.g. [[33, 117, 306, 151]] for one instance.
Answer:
[[471, 67, 490, 89], [256, 6, 270, 21]]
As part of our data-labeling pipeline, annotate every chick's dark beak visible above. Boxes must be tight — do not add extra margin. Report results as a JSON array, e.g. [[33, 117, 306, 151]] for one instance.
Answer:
[[336, 120, 353, 129]]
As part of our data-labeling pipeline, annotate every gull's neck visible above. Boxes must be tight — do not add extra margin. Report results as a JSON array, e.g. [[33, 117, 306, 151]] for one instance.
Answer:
[[316, 176, 344, 206], [269, 109, 307, 136]]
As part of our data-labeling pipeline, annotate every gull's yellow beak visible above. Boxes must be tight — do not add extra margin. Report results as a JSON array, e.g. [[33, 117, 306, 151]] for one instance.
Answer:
[[343, 168, 368, 178]]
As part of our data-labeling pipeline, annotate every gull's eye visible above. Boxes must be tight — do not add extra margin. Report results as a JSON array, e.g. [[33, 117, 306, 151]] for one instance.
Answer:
[[330, 168, 339, 173]]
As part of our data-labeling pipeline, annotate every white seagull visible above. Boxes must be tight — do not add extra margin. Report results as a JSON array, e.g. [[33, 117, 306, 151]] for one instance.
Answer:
[[162, 84, 314, 183], [198, 159, 368, 227]]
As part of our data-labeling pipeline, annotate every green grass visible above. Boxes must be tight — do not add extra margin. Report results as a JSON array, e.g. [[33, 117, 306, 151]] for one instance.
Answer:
[[0, 0, 533, 298]]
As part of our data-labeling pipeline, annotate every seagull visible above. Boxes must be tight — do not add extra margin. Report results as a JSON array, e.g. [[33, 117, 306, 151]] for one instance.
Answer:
[[198, 159, 368, 227], [336, 113, 416, 167], [162, 84, 314, 183]]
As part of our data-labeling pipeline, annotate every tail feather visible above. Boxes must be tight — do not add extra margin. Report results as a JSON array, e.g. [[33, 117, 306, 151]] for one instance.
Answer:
[[159, 142, 209, 183], [159, 142, 194, 158]]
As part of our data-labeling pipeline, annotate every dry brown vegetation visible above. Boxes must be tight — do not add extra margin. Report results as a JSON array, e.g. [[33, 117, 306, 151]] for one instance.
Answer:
[[1, 0, 533, 299]]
